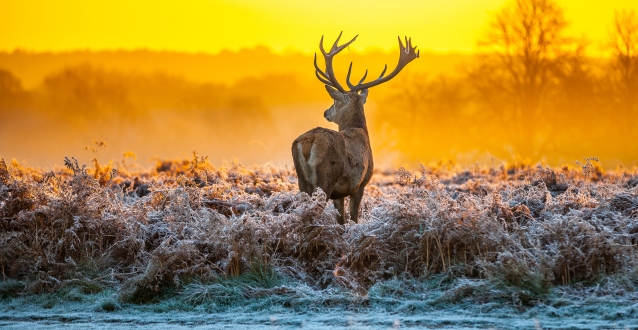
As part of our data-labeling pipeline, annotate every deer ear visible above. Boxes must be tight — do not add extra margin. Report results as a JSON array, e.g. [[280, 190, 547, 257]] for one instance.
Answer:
[[359, 89, 369, 104], [325, 85, 346, 102]]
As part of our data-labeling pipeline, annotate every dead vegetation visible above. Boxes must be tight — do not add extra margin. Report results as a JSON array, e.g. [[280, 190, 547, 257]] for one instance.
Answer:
[[1, 155, 637, 306]]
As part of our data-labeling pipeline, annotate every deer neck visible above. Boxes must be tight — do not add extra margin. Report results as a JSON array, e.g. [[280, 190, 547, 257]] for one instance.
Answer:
[[338, 104, 369, 135]]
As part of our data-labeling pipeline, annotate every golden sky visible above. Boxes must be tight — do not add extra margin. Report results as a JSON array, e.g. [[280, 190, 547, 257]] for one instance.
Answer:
[[2, 0, 637, 54]]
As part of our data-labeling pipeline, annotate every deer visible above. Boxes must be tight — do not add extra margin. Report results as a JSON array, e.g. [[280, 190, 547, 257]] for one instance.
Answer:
[[292, 32, 419, 225]]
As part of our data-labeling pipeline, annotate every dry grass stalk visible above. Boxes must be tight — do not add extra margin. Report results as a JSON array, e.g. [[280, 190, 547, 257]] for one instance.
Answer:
[[0, 157, 636, 301]]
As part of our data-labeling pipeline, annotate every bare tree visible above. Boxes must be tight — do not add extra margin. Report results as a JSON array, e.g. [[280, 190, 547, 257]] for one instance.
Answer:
[[470, 0, 582, 157], [608, 9, 638, 127]]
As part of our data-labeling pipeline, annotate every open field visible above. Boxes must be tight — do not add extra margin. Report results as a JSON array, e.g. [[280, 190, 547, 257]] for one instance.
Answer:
[[1, 156, 638, 328]]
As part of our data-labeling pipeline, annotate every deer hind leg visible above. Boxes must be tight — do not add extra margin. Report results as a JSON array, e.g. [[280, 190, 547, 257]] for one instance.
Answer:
[[349, 187, 365, 223], [292, 159, 310, 194], [303, 143, 336, 200], [314, 176, 334, 201], [333, 198, 345, 225], [292, 142, 314, 195]]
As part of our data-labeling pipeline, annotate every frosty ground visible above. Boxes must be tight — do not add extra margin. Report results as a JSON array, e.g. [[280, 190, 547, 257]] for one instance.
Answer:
[[2, 280, 638, 329], [1, 156, 637, 328]]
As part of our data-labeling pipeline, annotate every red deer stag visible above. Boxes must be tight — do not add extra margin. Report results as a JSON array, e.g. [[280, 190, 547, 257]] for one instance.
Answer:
[[292, 32, 419, 225]]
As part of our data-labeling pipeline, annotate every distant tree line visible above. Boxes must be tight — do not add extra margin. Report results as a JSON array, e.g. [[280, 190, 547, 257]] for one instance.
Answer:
[[374, 0, 638, 165]]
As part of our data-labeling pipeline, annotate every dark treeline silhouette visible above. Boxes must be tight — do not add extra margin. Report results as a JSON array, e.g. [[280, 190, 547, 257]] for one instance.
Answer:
[[1, 0, 637, 168]]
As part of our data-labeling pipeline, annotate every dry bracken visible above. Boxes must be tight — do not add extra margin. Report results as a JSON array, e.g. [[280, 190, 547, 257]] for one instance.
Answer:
[[0, 157, 637, 303]]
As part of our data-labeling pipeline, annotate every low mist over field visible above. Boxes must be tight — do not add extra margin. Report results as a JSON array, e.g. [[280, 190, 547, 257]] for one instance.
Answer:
[[1, 41, 637, 169], [0, 48, 473, 168]]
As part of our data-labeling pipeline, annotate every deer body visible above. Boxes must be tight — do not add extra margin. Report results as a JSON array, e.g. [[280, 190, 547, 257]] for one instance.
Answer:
[[293, 90, 373, 224], [292, 33, 418, 224]]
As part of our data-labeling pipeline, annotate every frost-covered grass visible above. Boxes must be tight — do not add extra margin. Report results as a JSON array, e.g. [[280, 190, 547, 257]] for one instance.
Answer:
[[1, 155, 637, 325], [1, 277, 638, 328]]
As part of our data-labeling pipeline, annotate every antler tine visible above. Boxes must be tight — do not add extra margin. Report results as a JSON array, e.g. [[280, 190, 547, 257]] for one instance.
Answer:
[[332, 34, 358, 54], [315, 32, 358, 93], [314, 53, 329, 80], [405, 36, 420, 58], [346, 63, 355, 90], [319, 32, 358, 56], [348, 35, 419, 92], [346, 62, 369, 90], [378, 64, 387, 79], [330, 31, 343, 52], [358, 69, 368, 84], [319, 35, 327, 55], [315, 70, 332, 86]]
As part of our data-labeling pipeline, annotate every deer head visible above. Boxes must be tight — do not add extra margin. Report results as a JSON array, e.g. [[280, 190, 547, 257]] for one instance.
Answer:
[[323, 86, 369, 127]]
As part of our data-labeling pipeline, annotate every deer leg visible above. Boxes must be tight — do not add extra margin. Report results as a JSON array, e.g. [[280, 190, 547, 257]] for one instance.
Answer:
[[297, 178, 313, 196], [314, 175, 334, 201], [333, 198, 345, 225], [349, 187, 365, 223]]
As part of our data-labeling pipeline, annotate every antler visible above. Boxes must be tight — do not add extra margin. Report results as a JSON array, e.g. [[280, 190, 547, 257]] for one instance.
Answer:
[[314, 32, 358, 93], [346, 36, 419, 92]]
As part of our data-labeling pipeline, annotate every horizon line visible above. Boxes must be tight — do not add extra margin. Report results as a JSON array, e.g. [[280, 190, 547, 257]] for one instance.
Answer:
[[0, 45, 478, 57]]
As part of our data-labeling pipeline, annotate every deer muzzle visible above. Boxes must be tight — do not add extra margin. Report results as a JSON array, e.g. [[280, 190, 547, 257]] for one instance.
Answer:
[[324, 104, 336, 122]]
